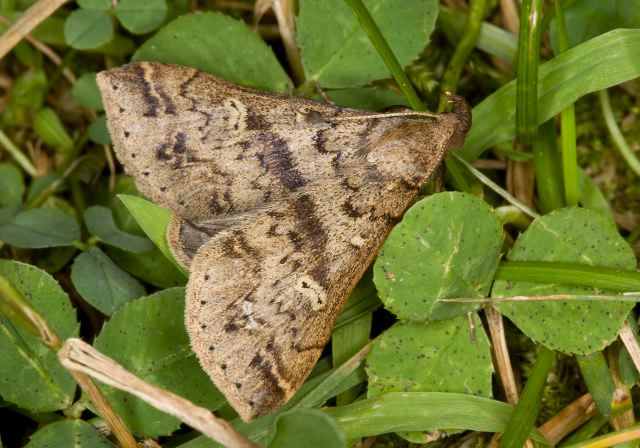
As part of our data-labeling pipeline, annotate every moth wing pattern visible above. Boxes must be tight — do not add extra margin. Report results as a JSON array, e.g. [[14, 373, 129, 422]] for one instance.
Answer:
[[97, 62, 409, 264], [185, 115, 471, 420], [186, 180, 412, 421], [98, 61, 472, 422]]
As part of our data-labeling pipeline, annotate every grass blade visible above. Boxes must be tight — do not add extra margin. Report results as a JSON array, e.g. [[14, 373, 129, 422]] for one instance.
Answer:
[[554, 0, 579, 206], [438, 0, 488, 110], [323, 392, 550, 444], [599, 88, 640, 177], [438, 6, 517, 63], [515, 0, 542, 144], [496, 261, 640, 291], [533, 119, 565, 213], [575, 352, 617, 418], [459, 29, 640, 162], [499, 346, 554, 448]]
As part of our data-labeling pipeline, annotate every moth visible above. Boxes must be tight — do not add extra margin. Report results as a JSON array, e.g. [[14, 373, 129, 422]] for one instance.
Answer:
[[97, 62, 471, 421]]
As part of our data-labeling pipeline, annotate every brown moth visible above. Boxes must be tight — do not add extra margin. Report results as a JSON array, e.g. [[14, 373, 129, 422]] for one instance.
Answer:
[[97, 62, 471, 422]]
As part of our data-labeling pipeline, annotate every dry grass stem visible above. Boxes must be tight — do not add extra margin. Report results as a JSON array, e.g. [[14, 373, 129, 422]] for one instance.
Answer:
[[253, 0, 304, 85], [538, 393, 597, 445], [485, 307, 519, 404], [619, 321, 640, 374], [59, 338, 258, 448], [65, 368, 138, 448], [499, 0, 520, 34], [0, 0, 68, 61], [0, 14, 76, 83]]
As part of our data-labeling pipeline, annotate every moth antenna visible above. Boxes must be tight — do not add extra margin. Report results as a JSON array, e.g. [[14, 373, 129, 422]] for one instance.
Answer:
[[327, 110, 438, 121]]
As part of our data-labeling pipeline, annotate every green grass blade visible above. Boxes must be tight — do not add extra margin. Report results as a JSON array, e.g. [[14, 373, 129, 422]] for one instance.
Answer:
[[323, 392, 550, 444], [575, 352, 617, 418], [342, 0, 424, 110], [438, 6, 517, 63], [0, 272, 59, 347], [555, 0, 579, 206], [495, 261, 640, 292], [560, 103, 578, 206], [0, 129, 38, 177], [296, 342, 371, 409], [438, 0, 488, 110], [333, 292, 380, 329], [577, 168, 615, 223], [515, 0, 542, 144], [459, 29, 640, 162], [176, 360, 367, 448], [332, 313, 371, 405], [499, 347, 554, 448], [562, 422, 640, 448], [599, 89, 640, 177], [453, 153, 539, 218], [533, 120, 565, 213]]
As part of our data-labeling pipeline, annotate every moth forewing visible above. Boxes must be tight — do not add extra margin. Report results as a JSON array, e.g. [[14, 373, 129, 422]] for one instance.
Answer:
[[98, 61, 472, 422], [97, 62, 417, 224]]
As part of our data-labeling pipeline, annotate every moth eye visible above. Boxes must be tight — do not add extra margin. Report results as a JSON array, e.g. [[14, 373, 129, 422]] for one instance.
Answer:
[[200, 300, 207, 305], [142, 171, 150, 176], [200, 323, 207, 329], [208, 345, 215, 351], [160, 187, 167, 192], [220, 363, 227, 370], [124, 131, 130, 138], [235, 383, 242, 389], [130, 153, 137, 158], [305, 110, 325, 124], [248, 400, 255, 407], [204, 274, 210, 281], [301, 281, 310, 289], [119, 107, 125, 113]]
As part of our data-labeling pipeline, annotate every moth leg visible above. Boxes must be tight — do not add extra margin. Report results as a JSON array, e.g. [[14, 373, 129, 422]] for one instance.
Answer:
[[433, 162, 446, 192]]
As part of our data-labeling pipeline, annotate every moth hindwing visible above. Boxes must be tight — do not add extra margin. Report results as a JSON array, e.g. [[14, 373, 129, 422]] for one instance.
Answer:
[[97, 61, 471, 421]]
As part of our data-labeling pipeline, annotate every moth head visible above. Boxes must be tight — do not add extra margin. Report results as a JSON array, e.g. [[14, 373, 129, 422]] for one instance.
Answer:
[[442, 92, 472, 151]]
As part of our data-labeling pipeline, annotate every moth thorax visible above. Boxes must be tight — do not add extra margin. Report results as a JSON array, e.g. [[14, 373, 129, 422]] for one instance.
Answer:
[[366, 122, 437, 181]]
